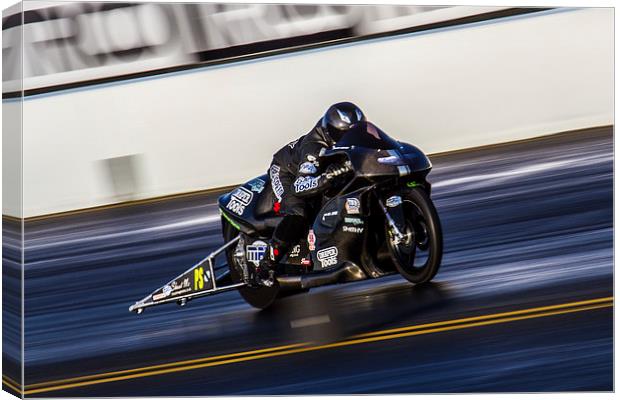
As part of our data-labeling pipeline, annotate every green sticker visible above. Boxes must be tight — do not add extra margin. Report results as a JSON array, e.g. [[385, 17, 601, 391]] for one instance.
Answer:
[[221, 210, 241, 230]]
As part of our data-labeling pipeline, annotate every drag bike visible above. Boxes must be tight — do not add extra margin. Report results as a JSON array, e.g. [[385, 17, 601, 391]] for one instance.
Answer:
[[130, 125, 442, 313]]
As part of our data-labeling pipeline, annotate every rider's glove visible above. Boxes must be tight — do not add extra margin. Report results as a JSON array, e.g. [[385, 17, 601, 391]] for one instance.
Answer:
[[325, 162, 352, 180]]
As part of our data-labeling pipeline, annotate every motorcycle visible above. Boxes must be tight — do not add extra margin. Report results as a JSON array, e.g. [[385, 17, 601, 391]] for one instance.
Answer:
[[130, 124, 442, 313]]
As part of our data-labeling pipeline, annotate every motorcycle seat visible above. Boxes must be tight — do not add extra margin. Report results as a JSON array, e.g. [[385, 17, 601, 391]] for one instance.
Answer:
[[245, 175, 284, 235]]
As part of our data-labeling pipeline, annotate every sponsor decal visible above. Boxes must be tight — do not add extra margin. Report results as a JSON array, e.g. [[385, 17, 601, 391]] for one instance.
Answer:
[[246, 240, 268, 267], [289, 244, 301, 258], [232, 187, 253, 205], [226, 198, 246, 215], [288, 139, 299, 149], [377, 155, 403, 165], [343, 225, 364, 234], [176, 278, 191, 289], [301, 258, 312, 266], [298, 161, 318, 175], [344, 217, 363, 225], [193, 266, 211, 290], [269, 164, 284, 201], [152, 293, 166, 301], [170, 287, 192, 297], [153, 276, 193, 301], [248, 178, 265, 193], [345, 198, 361, 214], [322, 210, 338, 222], [386, 195, 402, 208], [317, 246, 338, 268], [294, 176, 319, 193], [226, 187, 254, 215], [307, 230, 316, 251]]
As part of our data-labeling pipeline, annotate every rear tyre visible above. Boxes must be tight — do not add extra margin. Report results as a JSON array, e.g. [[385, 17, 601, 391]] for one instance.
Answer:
[[222, 219, 280, 309], [386, 188, 443, 284]]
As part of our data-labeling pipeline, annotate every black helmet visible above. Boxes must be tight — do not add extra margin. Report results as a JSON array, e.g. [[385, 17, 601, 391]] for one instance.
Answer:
[[321, 102, 366, 143]]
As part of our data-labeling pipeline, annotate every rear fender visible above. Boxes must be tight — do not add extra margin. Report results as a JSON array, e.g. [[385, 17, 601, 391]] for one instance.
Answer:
[[218, 175, 276, 237]]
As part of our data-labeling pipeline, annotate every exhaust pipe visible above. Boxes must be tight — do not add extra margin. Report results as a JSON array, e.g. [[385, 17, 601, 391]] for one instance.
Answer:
[[277, 262, 366, 290]]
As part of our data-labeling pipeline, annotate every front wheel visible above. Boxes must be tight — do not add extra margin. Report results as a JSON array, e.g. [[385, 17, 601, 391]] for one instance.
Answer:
[[385, 187, 443, 284]]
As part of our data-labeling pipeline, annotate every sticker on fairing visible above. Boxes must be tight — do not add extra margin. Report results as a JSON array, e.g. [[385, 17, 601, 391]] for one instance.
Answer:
[[322, 210, 338, 222], [307, 230, 316, 251], [246, 240, 268, 267], [226, 187, 254, 216], [343, 225, 364, 234], [294, 176, 319, 193], [232, 187, 253, 204], [289, 244, 301, 258], [248, 178, 265, 193], [345, 198, 361, 214], [317, 247, 338, 268]]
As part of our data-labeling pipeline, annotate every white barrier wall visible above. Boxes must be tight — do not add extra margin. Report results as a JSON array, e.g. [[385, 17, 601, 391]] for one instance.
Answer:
[[16, 7, 614, 217]]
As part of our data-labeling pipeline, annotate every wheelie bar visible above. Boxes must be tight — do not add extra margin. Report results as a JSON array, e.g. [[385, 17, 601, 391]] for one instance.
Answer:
[[129, 235, 245, 314]]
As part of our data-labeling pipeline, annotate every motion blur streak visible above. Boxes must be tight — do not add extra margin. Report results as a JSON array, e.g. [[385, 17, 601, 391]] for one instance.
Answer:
[[20, 126, 612, 395], [351, 296, 613, 339], [25, 343, 308, 389], [23, 298, 613, 395]]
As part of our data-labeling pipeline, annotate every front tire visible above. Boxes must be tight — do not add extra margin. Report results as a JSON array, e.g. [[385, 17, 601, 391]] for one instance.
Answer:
[[386, 188, 443, 284], [222, 219, 280, 309]]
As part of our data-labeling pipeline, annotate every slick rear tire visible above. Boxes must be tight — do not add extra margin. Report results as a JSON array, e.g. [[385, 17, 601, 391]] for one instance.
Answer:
[[222, 219, 280, 309]]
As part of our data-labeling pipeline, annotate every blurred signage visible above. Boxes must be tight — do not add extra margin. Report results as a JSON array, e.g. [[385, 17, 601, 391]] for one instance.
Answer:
[[2, 3, 511, 95]]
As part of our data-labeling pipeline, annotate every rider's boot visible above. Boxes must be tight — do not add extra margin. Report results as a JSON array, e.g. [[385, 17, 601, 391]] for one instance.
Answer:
[[255, 239, 287, 287], [255, 215, 306, 286]]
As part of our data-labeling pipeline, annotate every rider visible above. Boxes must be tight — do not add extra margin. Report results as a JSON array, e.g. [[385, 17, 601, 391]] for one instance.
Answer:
[[256, 101, 366, 285]]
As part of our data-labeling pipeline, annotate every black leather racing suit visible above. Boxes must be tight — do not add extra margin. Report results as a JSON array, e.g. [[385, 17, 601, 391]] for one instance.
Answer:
[[266, 121, 336, 261]]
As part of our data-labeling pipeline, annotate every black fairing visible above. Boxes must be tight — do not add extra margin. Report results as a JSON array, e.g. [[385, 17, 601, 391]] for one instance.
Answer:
[[311, 188, 369, 272], [320, 125, 432, 187], [218, 175, 282, 238]]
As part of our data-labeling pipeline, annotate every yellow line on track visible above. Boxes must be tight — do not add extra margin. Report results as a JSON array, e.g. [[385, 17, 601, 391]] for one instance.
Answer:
[[22, 297, 612, 395], [2, 375, 20, 387], [351, 296, 614, 339], [2, 378, 22, 394], [25, 343, 307, 389]]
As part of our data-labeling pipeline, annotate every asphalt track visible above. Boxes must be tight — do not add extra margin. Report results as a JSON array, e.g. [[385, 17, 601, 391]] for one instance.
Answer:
[[7, 126, 614, 395]]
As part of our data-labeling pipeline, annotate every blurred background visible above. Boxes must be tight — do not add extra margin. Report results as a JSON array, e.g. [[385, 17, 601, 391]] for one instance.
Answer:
[[2, 3, 612, 217], [1, 2, 614, 396]]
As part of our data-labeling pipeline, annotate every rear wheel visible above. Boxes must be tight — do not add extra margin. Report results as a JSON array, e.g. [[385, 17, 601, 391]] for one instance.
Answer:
[[222, 219, 280, 309], [386, 188, 443, 284]]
